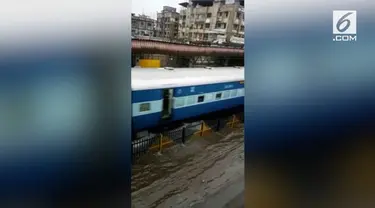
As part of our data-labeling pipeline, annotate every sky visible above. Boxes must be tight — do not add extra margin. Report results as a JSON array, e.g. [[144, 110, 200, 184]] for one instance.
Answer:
[[132, 0, 183, 19]]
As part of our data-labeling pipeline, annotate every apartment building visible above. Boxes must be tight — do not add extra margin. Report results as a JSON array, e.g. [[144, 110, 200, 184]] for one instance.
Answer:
[[155, 6, 180, 41], [131, 13, 156, 38], [178, 0, 244, 44]]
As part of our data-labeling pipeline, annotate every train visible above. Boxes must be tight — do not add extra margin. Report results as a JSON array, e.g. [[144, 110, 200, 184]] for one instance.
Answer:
[[132, 66, 245, 132]]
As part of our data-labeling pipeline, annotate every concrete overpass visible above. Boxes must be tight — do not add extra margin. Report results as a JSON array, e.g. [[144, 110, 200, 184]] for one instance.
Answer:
[[132, 39, 244, 57]]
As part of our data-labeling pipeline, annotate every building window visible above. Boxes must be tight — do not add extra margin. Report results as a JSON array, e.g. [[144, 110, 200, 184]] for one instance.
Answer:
[[205, 23, 210, 29], [236, 12, 242, 19], [203, 34, 208, 40], [197, 95, 205, 103], [225, 12, 229, 17], [207, 13, 212, 18], [139, 103, 151, 112], [215, 93, 222, 100]]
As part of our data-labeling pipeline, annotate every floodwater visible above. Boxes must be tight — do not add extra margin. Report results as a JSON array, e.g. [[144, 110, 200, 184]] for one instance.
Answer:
[[131, 125, 244, 208]]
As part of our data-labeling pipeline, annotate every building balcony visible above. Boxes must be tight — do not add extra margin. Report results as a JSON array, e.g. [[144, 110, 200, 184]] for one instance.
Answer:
[[195, 18, 206, 22], [189, 28, 198, 33], [217, 17, 229, 23], [194, 7, 208, 13], [230, 36, 244, 44], [213, 28, 226, 33]]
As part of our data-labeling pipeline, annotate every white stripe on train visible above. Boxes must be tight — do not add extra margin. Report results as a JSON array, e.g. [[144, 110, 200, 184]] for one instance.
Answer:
[[132, 88, 244, 117]]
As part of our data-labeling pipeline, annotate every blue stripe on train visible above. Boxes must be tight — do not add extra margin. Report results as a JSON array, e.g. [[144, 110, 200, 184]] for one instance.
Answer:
[[132, 89, 163, 103], [132, 111, 163, 130], [172, 97, 244, 121], [174, 81, 244, 97]]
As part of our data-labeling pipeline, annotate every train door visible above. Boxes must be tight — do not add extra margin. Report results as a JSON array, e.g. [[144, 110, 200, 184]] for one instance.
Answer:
[[161, 89, 173, 119]]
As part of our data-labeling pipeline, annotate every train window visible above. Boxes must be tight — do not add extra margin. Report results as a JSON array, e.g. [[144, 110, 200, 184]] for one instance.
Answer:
[[186, 96, 195, 105], [223, 91, 230, 99], [230, 89, 238, 97], [215, 93, 222, 100], [174, 97, 185, 108], [197, 95, 205, 103], [139, 103, 151, 112], [237, 89, 244, 96], [205, 93, 213, 102]]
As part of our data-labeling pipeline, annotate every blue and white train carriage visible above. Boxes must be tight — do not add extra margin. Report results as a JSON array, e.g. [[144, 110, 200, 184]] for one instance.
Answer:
[[132, 67, 245, 131]]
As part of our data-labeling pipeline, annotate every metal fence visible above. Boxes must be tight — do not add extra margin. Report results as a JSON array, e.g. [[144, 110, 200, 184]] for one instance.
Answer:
[[131, 112, 244, 162]]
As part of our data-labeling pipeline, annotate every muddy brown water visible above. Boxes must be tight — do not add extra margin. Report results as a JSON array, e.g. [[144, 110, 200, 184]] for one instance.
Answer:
[[131, 125, 244, 208]]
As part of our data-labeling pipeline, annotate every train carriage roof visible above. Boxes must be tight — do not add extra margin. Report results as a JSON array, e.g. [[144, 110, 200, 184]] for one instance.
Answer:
[[132, 67, 244, 91]]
